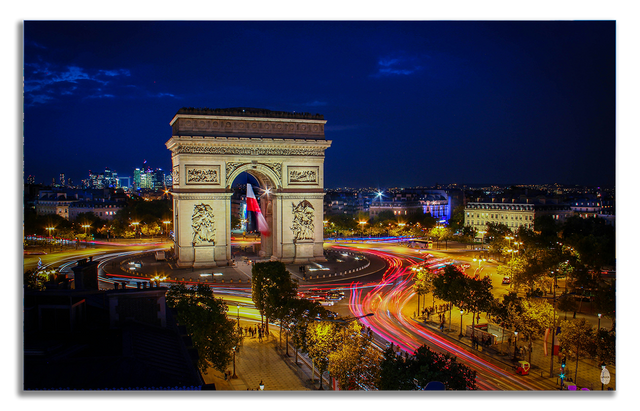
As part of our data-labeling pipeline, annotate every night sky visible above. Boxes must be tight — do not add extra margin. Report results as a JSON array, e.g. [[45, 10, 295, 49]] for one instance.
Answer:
[[23, 20, 616, 188]]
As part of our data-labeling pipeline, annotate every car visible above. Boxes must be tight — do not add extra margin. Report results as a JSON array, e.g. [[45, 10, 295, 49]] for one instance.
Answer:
[[502, 276, 511, 285]]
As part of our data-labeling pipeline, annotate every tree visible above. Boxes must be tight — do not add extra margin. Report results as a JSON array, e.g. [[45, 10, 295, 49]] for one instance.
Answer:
[[429, 225, 452, 249], [462, 275, 494, 342], [448, 204, 466, 232], [484, 222, 513, 258], [560, 216, 615, 270], [508, 299, 557, 363], [413, 266, 435, 315], [556, 291, 578, 320], [280, 298, 325, 357], [432, 265, 467, 330], [327, 321, 382, 390], [306, 320, 341, 389], [251, 261, 298, 336], [377, 345, 477, 390], [165, 283, 242, 373], [593, 279, 616, 329], [594, 328, 615, 367], [288, 299, 327, 365], [558, 318, 596, 386]]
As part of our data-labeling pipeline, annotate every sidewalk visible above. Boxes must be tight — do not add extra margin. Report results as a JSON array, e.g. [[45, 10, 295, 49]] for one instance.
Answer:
[[405, 298, 616, 391], [201, 322, 318, 391]]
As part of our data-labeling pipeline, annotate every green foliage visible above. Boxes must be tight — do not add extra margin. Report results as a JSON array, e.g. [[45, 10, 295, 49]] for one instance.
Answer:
[[378, 345, 476, 390], [490, 291, 522, 329], [306, 320, 341, 389], [327, 322, 382, 390], [593, 279, 615, 323], [251, 261, 298, 326], [594, 328, 615, 366], [558, 318, 597, 385], [448, 204, 466, 231], [287, 299, 327, 356], [165, 283, 242, 373], [462, 275, 494, 318], [305, 319, 384, 390], [508, 299, 557, 362], [432, 265, 467, 308]]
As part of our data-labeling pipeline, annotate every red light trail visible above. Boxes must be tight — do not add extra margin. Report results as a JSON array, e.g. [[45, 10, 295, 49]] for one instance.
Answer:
[[341, 244, 545, 390]]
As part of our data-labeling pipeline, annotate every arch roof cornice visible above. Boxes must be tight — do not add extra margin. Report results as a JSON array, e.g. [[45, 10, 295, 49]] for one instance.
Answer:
[[166, 135, 332, 156], [169, 108, 327, 140]]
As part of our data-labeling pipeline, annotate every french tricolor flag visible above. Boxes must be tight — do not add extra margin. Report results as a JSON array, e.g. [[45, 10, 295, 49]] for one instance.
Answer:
[[246, 184, 270, 236]]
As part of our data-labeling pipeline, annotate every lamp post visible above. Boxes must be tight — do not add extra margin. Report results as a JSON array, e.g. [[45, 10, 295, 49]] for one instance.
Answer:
[[472, 257, 487, 277], [152, 275, 167, 287], [82, 224, 90, 236], [163, 220, 170, 239], [459, 309, 464, 338], [513, 331, 519, 360], [259, 380, 264, 390], [477, 230, 486, 249], [359, 221, 367, 237], [231, 346, 238, 379], [46, 227, 55, 252], [598, 313, 602, 330]]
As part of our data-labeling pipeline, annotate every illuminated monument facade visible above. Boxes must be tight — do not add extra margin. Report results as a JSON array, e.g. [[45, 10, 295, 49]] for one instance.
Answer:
[[166, 108, 332, 267]]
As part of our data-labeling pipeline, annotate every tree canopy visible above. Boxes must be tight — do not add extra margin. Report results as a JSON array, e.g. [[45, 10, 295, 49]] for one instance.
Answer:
[[378, 345, 477, 390], [251, 261, 298, 331], [165, 283, 242, 373]]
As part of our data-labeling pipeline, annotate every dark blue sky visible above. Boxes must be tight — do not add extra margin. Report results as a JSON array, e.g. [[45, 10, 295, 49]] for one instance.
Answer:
[[23, 20, 615, 188]]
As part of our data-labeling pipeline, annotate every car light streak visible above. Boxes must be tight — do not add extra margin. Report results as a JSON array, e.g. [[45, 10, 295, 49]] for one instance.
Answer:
[[338, 244, 540, 391]]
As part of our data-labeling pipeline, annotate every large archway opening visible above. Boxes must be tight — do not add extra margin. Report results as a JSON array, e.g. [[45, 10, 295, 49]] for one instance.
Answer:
[[229, 171, 277, 261], [165, 107, 331, 268]]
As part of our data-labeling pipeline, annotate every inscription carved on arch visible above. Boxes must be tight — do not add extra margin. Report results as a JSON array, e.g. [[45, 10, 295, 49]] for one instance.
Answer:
[[186, 165, 220, 184]]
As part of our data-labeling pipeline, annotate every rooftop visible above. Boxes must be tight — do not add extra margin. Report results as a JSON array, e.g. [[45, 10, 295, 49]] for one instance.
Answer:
[[176, 107, 324, 120]]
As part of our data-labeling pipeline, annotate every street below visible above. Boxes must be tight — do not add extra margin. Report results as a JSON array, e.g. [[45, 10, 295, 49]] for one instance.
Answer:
[[26, 238, 614, 391]]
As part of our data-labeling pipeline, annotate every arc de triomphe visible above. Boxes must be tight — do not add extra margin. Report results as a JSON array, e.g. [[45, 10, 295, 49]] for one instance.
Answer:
[[165, 107, 332, 268]]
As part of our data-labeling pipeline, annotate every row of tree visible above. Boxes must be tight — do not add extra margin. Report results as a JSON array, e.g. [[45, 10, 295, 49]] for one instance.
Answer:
[[250, 261, 476, 390], [160, 268, 475, 388], [414, 262, 614, 386]]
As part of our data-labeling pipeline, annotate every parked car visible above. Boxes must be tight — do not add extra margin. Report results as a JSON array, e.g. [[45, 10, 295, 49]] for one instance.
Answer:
[[502, 276, 511, 285]]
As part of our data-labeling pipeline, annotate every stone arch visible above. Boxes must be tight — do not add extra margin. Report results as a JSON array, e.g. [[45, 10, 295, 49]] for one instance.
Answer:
[[225, 162, 282, 191], [166, 107, 331, 267]]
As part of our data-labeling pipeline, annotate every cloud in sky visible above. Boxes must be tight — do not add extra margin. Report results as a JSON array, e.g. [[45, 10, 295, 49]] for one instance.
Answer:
[[21, 21, 615, 188], [23, 62, 176, 106], [371, 53, 422, 77]]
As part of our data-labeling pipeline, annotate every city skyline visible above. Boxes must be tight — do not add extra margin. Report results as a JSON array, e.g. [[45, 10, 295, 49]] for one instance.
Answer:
[[24, 20, 615, 189]]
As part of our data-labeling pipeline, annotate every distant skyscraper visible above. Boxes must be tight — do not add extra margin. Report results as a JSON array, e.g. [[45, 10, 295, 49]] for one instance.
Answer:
[[133, 168, 142, 189]]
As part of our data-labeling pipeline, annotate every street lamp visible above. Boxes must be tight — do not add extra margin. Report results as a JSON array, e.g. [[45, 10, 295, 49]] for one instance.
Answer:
[[513, 331, 519, 360], [231, 346, 238, 379], [359, 221, 367, 237], [472, 257, 487, 276], [152, 275, 167, 286], [459, 309, 464, 338], [259, 380, 264, 390], [598, 313, 602, 330]]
